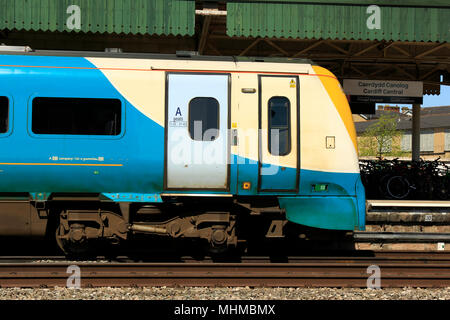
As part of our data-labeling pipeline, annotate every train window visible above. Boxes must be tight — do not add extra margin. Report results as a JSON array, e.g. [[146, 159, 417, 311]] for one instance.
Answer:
[[32, 97, 121, 136], [0, 96, 8, 134], [268, 96, 291, 156], [189, 97, 219, 141]]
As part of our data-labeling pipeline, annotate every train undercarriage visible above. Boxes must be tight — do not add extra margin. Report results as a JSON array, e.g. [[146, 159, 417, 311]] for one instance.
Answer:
[[0, 195, 352, 257]]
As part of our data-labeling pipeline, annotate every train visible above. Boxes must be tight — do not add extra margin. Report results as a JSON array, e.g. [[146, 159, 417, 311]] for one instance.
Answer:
[[0, 47, 365, 255]]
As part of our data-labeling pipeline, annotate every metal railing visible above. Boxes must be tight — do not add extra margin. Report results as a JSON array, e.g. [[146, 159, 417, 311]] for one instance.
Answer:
[[360, 158, 450, 200]]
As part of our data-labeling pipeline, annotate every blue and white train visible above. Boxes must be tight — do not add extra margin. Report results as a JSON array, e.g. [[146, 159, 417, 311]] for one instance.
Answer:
[[0, 47, 365, 254]]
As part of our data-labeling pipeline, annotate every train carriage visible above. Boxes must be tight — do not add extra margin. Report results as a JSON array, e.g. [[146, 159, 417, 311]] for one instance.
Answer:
[[0, 47, 365, 255]]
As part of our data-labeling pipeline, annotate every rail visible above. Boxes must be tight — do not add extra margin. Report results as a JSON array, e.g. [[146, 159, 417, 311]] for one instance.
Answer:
[[1, 252, 450, 288]]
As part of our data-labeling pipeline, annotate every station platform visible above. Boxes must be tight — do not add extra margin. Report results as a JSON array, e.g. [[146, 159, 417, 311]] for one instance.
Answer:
[[360, 200, 450, 249], [366, 200, 450, 224], [367, 200, 450, 209]]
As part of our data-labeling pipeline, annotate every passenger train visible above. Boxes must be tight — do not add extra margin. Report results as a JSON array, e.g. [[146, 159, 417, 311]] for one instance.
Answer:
[[0, 47, 365, 255]]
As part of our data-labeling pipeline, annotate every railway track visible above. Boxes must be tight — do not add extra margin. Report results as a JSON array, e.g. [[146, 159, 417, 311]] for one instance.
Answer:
[[0, 252, 449, 288]]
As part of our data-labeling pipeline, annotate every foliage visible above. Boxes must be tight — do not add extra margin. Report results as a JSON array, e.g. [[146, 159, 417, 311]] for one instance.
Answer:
[[358, 113, 404, 158]]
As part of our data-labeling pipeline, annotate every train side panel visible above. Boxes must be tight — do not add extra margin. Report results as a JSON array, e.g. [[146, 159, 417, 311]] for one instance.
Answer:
[[0, 55, 164, 196], [0, 54, 365, 236], [279, 66, 365, 231]]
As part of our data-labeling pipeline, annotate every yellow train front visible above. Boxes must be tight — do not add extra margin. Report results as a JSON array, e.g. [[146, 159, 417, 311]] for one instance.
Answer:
[[0, 50, 365, 254]]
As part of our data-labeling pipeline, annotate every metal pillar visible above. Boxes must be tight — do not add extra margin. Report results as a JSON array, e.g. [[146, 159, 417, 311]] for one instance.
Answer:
[[412, 104, 421, 161]]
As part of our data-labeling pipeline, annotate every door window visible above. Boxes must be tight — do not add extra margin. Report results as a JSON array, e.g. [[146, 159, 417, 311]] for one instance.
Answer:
[[268, 96, 291, 156], [188, 97, 219, 141]]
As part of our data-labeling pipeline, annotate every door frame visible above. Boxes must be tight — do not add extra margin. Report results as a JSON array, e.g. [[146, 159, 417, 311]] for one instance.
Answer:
[[163, 72, 232, 192], [257, 74, 300, 193]]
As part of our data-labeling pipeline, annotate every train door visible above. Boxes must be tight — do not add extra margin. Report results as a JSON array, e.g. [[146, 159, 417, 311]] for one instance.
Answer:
[[165, 73, 230, 190], [258, 75, 299, 192]]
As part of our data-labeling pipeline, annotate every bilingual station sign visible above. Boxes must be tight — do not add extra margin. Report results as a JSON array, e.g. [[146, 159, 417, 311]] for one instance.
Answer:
[[343, 79, 423, 104]]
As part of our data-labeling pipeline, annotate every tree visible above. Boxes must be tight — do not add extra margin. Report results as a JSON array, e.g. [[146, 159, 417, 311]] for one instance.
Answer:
[[359, 113, 402, 158]]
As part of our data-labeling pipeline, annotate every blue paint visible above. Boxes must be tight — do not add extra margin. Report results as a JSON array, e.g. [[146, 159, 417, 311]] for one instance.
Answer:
[[236, 162, 366, 230], [355, 175, 366, 230], [30, 192, 50, 201], [0, 54, 164, 194], [279, 196, 360, 231], [300, 169, 360, 196], [102, 193, 163, 203], [260, 163, 297, 190], [278, 170, 366, 230], [236, 155, 259, 195]]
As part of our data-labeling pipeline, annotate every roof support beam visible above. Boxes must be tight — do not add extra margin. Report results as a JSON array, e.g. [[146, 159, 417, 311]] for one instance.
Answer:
[[350, 65, 368, 77], [198, 16, 212, 54], [291, 40, 325, 57], [419, 66, 441, 81], [263, 39, 289, 56], [368, 65, 391, 77], [239, 38, 262, 56], [324, 41, 349, 55], [393, 65, 416, 80], [390, 45, 412, 58], [415, 43, 449, 59], [207, 42, 223, 56], [352, 42, 382, 57]]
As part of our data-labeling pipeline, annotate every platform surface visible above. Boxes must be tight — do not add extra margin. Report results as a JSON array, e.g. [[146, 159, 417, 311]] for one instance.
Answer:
[[368, 200, 450, 208]]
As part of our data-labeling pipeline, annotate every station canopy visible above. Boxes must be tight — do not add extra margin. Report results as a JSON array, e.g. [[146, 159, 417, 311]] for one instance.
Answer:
[[0, 0, 195, 36], [0, 0, 449, 94], [227, 0, 449, 42]]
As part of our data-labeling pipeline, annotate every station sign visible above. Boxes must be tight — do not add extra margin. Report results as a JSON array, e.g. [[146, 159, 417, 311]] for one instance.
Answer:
[[343, 79, 423, 104]]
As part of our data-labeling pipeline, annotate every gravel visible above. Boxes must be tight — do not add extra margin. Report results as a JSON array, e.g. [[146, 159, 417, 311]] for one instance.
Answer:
[[0, 287, 449, 300]]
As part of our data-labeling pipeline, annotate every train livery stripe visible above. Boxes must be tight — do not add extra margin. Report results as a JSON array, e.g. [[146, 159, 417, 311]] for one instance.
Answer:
[[0, 163, 123, 166], [312, 66, 358, 151]]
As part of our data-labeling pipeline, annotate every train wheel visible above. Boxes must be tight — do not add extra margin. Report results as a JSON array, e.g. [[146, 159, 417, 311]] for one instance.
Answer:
[[55, 222, 92, 258]]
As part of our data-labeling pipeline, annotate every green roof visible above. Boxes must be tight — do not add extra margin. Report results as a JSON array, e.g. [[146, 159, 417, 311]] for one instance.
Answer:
[[1, 0, 448, 42], [227, 1, 450, 42], [0, 0, 195, 36], [224, 0, 450, 8]]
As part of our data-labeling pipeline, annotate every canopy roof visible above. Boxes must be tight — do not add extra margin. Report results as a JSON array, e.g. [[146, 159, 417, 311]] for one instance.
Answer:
[[0, 0, 448, 94], [0, 0, 195, 36], [227, 0, 449, 42]]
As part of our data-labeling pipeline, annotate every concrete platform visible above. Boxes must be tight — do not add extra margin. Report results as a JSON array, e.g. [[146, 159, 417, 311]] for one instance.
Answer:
[[367, 200, 450, 208], [354, 232, 450, 242], [365, 200, 450, 233]]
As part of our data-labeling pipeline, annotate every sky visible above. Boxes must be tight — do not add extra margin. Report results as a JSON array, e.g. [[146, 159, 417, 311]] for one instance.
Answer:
[[422, 85, 450, 107], [376, 85, 450, 109]]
